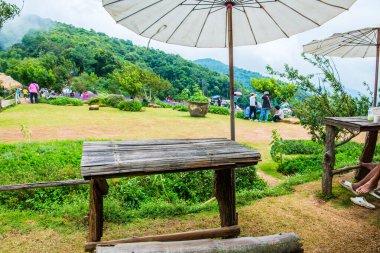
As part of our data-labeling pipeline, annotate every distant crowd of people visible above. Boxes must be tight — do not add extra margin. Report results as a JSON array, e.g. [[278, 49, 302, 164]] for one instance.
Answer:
[[211, 91, 286, 123], [19, 81, 92, 104]]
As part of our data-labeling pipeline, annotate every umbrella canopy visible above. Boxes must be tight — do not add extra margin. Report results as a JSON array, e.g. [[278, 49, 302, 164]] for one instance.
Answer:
[[234, 91, 242, 96], [103, 0, 356, 140], [304, 27, 380, 106], [0, 73, 22, 90]]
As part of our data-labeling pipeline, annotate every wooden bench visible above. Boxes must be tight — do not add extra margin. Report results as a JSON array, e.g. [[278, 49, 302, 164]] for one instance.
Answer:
[[323, 117, 380, 195], [95, 233, 303, 253], [81, 138, 261, 251]]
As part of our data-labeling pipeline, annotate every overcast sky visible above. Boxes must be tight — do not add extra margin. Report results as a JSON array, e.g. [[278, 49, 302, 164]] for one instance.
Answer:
[[7, 0, 380, 94]]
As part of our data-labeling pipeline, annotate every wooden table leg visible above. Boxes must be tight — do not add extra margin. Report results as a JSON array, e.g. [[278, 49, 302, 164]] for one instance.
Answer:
[[357, 131, 378, 180], [214, 168, 238, 238], [323, 125, 336, 196], [88, 178, 109, 244]]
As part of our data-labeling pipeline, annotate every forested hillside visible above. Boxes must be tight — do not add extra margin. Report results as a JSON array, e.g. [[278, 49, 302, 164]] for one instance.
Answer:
[[194, 58, 264, 88], [0, 17, 244, 99]]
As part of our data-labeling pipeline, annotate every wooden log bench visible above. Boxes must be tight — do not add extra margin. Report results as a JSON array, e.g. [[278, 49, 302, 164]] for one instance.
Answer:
[[95, 233, 303, 253], [322, 117, 380, 195], [81, 138, 261, 252]]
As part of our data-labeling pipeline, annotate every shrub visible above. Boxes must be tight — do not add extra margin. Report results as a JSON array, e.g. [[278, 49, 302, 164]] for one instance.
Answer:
[[38, 98, 50, 104], [278, 155, 322, 175], [118, 101, 142, 112], [105, 94, 124, 108], [87, 97, 106, 106], [49, 97, 84, 106], [188, 85, 208, 103], [276, 140, 323, 155], [209, 106, 230, 115], [172, 105, 189, 112], [155, 101, 173, 108], [235, 111, 245, 119]]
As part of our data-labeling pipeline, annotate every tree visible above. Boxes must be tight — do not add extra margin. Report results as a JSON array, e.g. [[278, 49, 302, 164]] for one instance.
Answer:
[[251, 77, 297, 105], [0, 1, 21, 29], [109, 62, 144, 99], [267, 55, 370, 146], [71, 72, 100, 93]]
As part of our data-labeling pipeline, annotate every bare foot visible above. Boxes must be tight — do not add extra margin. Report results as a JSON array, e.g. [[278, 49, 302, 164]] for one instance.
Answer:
[[356, 182, 377, 194]]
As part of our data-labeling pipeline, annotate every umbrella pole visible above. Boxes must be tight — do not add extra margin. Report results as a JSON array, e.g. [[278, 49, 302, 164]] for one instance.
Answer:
[[374, 28, 380, 107], [227, 3, 235, 141]]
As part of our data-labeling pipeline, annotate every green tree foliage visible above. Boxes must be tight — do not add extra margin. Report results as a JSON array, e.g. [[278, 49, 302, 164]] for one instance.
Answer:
[[267, 55, 370, 145], [0, 21, 244, 98], [71, 72, 100, 93], [109, 62, 144, 99], [251, 77, 297, 104], [0, 1, 20, 29]]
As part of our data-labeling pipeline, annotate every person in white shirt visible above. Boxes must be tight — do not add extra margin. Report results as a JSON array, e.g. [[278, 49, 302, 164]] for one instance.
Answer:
[[273, 105, 284, 122], [249, 93, 257, 120]]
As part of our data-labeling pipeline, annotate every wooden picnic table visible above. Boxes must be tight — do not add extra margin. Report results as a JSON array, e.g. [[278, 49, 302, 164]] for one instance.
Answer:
[[81, 138, 261, 251], [322, 117, 380, 195]]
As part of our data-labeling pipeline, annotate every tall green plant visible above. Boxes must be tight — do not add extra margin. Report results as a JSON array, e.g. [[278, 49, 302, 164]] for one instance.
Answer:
[[270, 129, 284, 165], [267, 55, 370, 146]]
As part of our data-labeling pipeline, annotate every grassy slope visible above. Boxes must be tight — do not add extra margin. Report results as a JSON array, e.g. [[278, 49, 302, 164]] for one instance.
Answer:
[[0, 104, 379, 252]]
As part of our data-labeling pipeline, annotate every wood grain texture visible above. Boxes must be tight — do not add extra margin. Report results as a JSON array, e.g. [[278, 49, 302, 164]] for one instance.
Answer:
[[95, 233, 303, 253], [322, 125, 336, 196], [86, 226, 240, 251], [88, 179, 105, 244], [357, 131, 378, 180], [81, 139, 260, 179], [0, 180, 89, 191], [324, 117, 380, 131]]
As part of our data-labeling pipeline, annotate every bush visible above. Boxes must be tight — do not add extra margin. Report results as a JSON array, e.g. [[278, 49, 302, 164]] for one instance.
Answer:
[[209, 106, 230, 115], [155, 101, 173, 108], [87, 97, 106, 106], [278, 155, 322, 175], [235, 111, 244, 119], [38, 97, 50, 104], [274, 140, 323, 156], [105, 94, 124, 108], [49, 97, 84, 106], [172, 105, 189, 112], [118, 101, 142, 112]]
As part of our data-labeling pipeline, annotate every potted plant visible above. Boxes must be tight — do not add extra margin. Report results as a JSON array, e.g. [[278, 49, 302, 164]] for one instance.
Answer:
[[188, 86, 209, 117]]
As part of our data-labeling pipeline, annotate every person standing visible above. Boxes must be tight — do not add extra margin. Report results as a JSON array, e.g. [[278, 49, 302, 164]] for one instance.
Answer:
[[259, 91, 271, 122], [28, 81, 39, 104], [217, 96, 222, 107], [233, 94, 238, 108], [249, 93, 257, 120]]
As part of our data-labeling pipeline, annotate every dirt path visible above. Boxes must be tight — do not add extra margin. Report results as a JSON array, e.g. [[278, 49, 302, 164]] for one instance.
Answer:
[[257, 170, 282, 186], [1, 174, 378, 253]]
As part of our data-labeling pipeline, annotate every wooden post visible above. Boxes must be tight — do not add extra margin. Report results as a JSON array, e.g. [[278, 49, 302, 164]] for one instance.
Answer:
[[88, 178, 108, 243], [357, 131, 378, 180], [227, 1, 235, 141], [214, 168, 238, 237], [322, 125, 336, 196]]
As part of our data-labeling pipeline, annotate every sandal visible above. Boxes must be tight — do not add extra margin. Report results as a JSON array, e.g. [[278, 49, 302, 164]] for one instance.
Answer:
[[339, 180, 358, 195], [350, 197, 376, 209], [369, 189, 380, 200]]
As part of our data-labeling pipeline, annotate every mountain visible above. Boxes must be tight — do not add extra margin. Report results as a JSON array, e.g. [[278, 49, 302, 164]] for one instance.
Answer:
[[0, 15, 55, 50], [194, 58, 264, 89], [0, 16, 243, 99]]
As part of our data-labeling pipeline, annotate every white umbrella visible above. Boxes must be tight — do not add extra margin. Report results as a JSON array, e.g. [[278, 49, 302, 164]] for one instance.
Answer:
[[103, 0, 357, 140], [304, 27, 380, 106]]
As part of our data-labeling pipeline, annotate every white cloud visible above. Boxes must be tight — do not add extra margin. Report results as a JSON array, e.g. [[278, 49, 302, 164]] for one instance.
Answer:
[[7, 0, 380, 94]]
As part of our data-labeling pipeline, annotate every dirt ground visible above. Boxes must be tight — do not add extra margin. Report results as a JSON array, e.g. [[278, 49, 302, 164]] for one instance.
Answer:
[[0, 104, 378, 252], [0, 174, 378, 253]]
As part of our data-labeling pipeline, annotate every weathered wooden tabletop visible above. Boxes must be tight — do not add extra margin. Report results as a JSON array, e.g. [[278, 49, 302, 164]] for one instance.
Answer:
[[81, 138, 261, 179], [324, 116, 380, 131]]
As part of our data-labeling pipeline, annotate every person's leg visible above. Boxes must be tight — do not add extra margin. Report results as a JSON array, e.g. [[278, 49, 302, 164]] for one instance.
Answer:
[[264, 108, 269, 122], [273, 115, 280, 122], [352, 166, 380, 191], [35, 93, 38, 103], [259, 109, 264, 122], [253, 106, 257, 119], [356, 166, 380, 194], [30, 93, 34, 103]]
